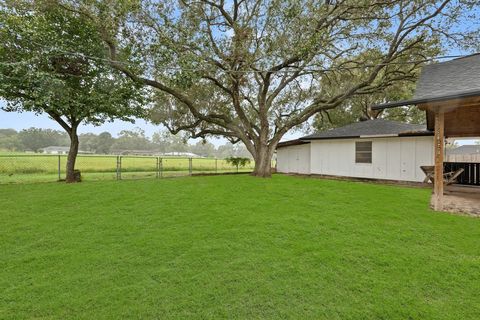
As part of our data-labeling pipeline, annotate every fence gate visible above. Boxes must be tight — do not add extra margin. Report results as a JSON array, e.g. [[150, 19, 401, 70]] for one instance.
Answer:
[[444, 162, 480, 186]]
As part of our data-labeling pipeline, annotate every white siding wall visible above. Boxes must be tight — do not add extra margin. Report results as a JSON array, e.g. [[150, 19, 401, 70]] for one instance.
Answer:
[[309, 136, 434, 182], [276, 144, 311, 174]]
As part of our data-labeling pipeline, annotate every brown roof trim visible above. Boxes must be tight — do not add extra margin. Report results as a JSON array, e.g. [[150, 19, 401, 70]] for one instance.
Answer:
[[276, 139, 310, 149], [398, 131, 434, 137], [371, 89, 480, 110]]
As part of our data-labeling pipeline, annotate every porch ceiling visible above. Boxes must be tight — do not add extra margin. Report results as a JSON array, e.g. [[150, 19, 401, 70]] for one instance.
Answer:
[[420, 101, 480, 138]]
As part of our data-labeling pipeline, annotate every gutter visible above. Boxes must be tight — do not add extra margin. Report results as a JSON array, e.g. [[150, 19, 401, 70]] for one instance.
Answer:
[[371, 89, 480, 110]]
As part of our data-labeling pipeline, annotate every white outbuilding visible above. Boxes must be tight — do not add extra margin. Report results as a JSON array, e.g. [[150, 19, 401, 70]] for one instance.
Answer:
[[276, 119, 434, 182]]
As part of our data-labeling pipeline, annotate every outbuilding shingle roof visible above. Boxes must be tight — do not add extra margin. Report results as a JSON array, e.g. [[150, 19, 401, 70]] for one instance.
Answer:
[[276, 139, 310, 149], [414, 54, 480, 100], [372, 53, 480, 110], [300, 119, 431, 140]]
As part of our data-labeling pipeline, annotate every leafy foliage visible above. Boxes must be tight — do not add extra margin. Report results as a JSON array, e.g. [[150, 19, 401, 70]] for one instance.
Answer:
[[18, 128, 69, 152], [313, 81, 425, 131], [225, 157, 251, 172], [0, 1, 146, 127], [0, 128, 23, 151], [79, 132, 115, 154], [59, 0, 479, 176], [111, 128, 153, 151]]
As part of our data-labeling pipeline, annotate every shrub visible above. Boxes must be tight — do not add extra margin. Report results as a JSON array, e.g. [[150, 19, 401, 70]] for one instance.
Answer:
[[225, 157, 251, 172]]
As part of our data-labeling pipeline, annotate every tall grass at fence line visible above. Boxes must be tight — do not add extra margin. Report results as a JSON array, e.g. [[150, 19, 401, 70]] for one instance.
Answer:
[[0, 154, 257, 184]]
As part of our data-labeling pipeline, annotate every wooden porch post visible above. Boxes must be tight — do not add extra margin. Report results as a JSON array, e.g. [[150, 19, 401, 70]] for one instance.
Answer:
[[433, 111, 445, 211]]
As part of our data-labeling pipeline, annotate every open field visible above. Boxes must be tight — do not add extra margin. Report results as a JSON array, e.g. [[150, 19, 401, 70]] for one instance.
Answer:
[[1, 175, 479, 319], [0, 154, 254, 183]]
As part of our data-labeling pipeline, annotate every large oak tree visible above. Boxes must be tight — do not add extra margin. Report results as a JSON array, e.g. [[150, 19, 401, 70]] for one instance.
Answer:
[[51, 1, 480, 176]]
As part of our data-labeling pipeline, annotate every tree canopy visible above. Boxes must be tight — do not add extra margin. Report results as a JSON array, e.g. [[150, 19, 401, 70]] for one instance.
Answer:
[[312, 79, 425, 131], [0, 1, 147, 181]]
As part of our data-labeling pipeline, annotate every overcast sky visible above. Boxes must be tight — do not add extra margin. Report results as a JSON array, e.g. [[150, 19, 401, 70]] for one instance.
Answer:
[[0, 102, 230, 146], [0, 100, 300, 146]]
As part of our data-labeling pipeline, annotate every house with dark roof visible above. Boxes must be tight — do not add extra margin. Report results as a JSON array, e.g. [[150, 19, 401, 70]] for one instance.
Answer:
[[278, 54, 480, 188], [276, 119, 434, 182]]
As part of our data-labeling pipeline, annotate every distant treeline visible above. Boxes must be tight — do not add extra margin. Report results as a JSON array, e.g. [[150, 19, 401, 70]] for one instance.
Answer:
[[0, 127, 251, 158]]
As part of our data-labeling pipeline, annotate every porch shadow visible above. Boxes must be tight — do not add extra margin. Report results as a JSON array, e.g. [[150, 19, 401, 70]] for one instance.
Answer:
[[430, 185, 480, 216]]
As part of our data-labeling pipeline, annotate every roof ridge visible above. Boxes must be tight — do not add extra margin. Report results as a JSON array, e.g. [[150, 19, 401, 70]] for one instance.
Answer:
[[424, 53, 480, 67], [300, 119, 429, 140], [450, 52, 480, 61]]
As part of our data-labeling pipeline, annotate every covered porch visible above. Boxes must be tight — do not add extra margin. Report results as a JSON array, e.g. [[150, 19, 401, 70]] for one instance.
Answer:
[[373, 100, 480, 215], [372, 54, 480, 215], [421, 99, 480, 213]]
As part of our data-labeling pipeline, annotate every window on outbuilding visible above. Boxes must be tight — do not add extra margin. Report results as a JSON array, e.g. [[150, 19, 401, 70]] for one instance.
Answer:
[[355, 141, 372, 164]]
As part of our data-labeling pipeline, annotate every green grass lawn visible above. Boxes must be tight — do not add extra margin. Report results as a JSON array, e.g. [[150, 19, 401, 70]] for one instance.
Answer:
[[1, 175, 479, 319]]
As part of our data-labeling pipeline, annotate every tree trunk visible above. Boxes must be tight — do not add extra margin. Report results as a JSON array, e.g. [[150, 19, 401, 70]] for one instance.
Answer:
[[66, 126, 80, 183], [252, 145, 274, 178]]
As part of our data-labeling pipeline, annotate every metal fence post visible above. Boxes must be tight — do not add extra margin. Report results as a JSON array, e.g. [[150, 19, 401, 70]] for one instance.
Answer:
[[116, 156, 119, 180], [189, 158, 192, 176], [156, 157, 159, 179], [159, 158, 163, 178], [215, 158, 218, 174], [58, 155, 61, 181], [119, 156, 122, 180], [116, 156, 123, 180]]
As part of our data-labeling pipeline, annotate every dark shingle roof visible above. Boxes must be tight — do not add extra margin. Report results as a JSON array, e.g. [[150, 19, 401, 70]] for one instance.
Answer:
[[300, 119, 431, 140], [276, 139, 310, 149], [372, 54, 480, 110], [446, 145, 480, 155], [414, 54, 480, 100]]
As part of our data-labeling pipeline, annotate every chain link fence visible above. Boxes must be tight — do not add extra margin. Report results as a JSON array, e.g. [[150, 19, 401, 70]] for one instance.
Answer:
[[0, 154, 255, 184]]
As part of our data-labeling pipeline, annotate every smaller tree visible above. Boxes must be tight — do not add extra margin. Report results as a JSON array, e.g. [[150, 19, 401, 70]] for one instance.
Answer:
[[0, 129, 22, 151], [225, 157, 251, 173], [152, 131, 189, 153], [191, 140, 216, 158], [215, 142, 252, 159], [111, 128, 153, 152], [95, 132, 114, 154], [79, 132, 115, 154], [79, 133, 98, 153], [215, 143, 235, 159], [18, 128, 68, 152], [0, 2, 146, 182]]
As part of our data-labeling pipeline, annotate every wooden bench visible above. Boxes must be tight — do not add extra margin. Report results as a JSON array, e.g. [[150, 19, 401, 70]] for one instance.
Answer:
[[420, 165, 464, 185]]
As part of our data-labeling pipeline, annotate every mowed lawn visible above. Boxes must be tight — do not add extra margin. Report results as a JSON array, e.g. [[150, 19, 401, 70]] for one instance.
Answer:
[[1, 175, 479, 319]]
